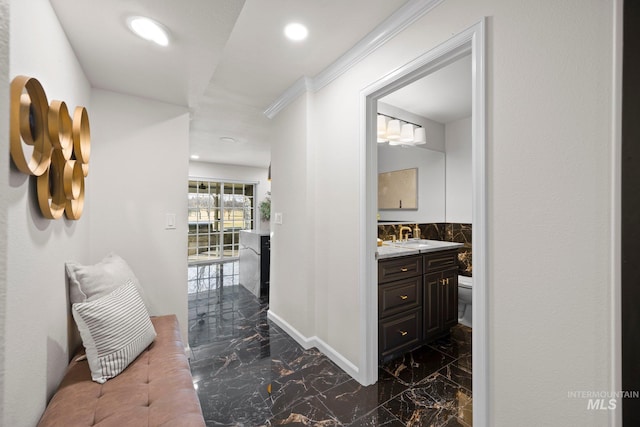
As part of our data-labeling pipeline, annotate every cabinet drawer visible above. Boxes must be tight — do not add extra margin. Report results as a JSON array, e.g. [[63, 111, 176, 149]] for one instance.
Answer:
[[379, 276, 421, 318], [379, 308, 422, 359], [423, 250, 458, 271], [378, 255, 422, 283]]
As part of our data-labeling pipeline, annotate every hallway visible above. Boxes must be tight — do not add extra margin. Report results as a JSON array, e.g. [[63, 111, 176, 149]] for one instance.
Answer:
[[187, 269, 472, 426]]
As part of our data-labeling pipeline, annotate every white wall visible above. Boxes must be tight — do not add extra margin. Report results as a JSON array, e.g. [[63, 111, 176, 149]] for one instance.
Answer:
[[0, 0, 10, 423], [4, 0, 92, 425], [89, 89, 190, 342], [377, 144, 445, 223], [269, 93, 315, 339], [189, 161, 271, 232], [271, 1, 615, 425], [3, 3, 192, 425], [445, 116, 472, 223]]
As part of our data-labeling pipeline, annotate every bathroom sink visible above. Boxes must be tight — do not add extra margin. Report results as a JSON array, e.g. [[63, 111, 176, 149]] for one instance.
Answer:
[[397, 242, 433, 249], [386, 239, 464, 251], [392, 239, 433, 247]]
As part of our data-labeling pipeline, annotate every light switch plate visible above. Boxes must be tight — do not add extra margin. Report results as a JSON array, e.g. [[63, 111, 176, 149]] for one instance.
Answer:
[[274, 212, 283, 225], [165, 213, 176, 229]]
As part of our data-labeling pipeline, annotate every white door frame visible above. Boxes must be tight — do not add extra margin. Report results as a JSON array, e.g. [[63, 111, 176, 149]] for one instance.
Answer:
[[358, 19, 488, 426]]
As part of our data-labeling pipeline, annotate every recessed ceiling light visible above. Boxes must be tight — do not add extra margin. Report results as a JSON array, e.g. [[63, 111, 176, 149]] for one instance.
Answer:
[[284, 23, 308, 41], [127, 16, 170, 47], [190, 154, 200, 160]]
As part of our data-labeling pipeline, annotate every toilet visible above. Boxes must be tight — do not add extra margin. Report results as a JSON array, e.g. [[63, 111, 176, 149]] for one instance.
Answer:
[[458, 275, 473, 328]]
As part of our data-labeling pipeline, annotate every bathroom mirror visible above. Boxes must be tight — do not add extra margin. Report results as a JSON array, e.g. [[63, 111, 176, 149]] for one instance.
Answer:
[[378, 168, 417, 209], [377, 144, 445, 222]]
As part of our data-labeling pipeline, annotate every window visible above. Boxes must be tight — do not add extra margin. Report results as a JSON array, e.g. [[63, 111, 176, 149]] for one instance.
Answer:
[[188, 179, 255, 263]]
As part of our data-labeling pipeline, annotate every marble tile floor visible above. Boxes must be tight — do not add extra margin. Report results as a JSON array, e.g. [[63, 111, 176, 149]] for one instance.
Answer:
[[188, 283, 472, 426]]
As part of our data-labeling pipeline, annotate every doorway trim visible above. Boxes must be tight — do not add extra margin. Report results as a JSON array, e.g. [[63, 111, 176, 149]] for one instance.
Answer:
[[359, 19, 488, 426]]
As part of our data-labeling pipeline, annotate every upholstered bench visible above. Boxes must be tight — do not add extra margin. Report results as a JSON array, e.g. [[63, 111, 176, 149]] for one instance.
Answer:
[[38, 315, 205, 427]]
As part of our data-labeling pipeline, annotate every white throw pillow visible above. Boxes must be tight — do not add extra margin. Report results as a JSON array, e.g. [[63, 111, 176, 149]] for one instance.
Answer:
[[72, 280, 156, 383], [66, 253, 147, 307]]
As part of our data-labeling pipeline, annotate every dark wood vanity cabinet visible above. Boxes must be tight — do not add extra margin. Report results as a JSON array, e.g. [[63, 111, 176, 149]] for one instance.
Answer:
[[423, 267, 458, 340], [379, 249, 459, 362], [378, 255, 423, 362], [423, 250, 459, 341]]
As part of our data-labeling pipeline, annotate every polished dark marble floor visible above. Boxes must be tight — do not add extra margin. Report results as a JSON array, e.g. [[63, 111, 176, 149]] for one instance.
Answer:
[[188, 279, 472, 426]]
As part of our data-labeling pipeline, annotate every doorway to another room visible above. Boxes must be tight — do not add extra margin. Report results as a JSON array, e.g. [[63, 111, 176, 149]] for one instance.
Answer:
[[187, 179, 256, 346], [361, 20, 487, 426]]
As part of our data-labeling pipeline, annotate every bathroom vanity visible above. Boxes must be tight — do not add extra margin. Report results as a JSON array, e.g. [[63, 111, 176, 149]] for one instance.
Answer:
[[377, 240, 462, 363]]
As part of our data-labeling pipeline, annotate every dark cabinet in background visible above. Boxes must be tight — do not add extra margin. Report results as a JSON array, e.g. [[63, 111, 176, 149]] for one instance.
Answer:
[[378, 249, 459, 363], [259, 235, 270, 297]]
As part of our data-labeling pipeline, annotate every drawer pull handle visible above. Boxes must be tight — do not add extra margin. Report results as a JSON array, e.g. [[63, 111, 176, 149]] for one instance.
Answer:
[[399, 330, 408, 336], [399, 295, 408, 300], [400, 267, 408, 272]]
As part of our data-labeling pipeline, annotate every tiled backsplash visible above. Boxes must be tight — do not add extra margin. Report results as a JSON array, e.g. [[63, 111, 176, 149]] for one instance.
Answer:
[[378, 223, 472, 277]]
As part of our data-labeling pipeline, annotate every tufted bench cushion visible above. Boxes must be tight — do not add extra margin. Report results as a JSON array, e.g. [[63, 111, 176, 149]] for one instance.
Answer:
[[38, 315, 205, 427]]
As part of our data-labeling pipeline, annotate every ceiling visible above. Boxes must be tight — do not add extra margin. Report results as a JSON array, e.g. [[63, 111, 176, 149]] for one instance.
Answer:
[[49, 0, 469, 168], [380, 54, 472, 124], [49, 0, 244, 107]]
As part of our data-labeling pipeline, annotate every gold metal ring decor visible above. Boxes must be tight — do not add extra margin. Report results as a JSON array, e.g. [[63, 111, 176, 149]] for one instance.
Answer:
[[10, 76, 90, 220]]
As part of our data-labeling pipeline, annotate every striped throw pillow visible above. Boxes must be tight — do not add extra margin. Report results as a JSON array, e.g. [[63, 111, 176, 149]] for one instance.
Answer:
[[72, 280, 157, 383]]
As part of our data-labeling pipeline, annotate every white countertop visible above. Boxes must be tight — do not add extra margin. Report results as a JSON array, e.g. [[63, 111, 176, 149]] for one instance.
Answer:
[[239, 229, 271, 236], [377, 239, 464, 260]]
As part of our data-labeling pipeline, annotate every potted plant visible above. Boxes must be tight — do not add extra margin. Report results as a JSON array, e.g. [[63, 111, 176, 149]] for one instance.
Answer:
[[259, 192, 271, 222]]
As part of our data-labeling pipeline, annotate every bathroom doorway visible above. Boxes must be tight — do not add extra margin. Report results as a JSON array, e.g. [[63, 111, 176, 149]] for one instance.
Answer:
[[360, 21, 487, 425]]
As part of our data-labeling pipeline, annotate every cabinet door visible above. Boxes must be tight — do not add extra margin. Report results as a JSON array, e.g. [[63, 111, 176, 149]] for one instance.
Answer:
[[379, 308, 422, 361], [379, 276, 421, 318], [423, 271, 441, 340], [441, 268, 459, 330]]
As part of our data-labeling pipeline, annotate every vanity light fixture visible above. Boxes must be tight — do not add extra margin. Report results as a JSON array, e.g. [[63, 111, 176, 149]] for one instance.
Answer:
[[377, 113, 427, 146], [386, 119, 401, 141], [399, 123, 414, 143], [284, 22, 308, 41], [127, 16, 170, 47], [413, 127, 427, 145], [190, 154, 200, 160]]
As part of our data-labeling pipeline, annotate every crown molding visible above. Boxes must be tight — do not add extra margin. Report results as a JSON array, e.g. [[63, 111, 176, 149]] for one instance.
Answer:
[[263, 76, 312, 119], [263, 0, 445, 119]]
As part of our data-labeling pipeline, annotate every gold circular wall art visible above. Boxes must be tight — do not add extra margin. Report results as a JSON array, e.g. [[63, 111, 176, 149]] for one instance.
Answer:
[[10, 76, 91, 220]]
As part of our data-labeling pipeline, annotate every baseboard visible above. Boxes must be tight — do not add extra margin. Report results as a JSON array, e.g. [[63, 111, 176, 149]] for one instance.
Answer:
[[313, 335, 360, 381], [267, 309, 315, 349], [267, 309, 360, 380]]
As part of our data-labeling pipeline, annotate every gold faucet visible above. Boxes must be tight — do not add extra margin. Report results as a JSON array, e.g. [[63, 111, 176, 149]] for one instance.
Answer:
[[399, 226, 412, 241]]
